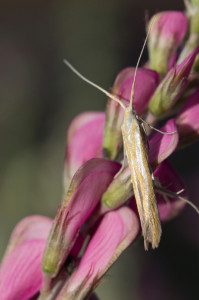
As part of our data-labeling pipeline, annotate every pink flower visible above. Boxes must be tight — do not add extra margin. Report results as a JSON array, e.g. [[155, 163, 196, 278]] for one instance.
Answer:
[[176, 88, 199, 147], [103, 67, 158, 159], [148, 11, 188, 76], [0, 216, 52, 300], [55, 207, 139, 299], [42, 158, 120, 278]]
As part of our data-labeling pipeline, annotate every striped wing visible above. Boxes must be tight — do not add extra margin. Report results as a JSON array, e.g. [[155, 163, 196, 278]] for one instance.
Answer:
[[122, 108, 161, 249]]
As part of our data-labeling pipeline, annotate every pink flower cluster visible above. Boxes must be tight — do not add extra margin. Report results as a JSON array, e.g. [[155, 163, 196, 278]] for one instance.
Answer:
[[1, 7, 199, 300]]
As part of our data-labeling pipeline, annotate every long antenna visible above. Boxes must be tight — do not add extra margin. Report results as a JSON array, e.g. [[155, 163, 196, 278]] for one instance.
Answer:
[[63, 59, 126, 110], [130, 16, 157, 108]]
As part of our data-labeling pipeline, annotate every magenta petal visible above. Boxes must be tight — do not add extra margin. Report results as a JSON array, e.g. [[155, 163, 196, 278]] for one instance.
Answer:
[[148, 119, 179, 168], [57, 207, 139, 299], [65, 112, 105, 179], [70, 233, 84, 258], [0, 240, 46, 300], [115, 67, 159, 114], [42, 158, 121, 277], [176, 88, 199, 147], [154, 160, 187, 222], [176, 46, 199, 78], [148, 11, 188, 75], [3, 215, 52, 259], [151, 12, 188, 45]]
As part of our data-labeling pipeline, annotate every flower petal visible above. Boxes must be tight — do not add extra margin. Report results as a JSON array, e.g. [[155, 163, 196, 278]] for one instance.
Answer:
[[0, 240, 46, 300], [65, 112, 105, 180], [3, 215, 52, 259], [148, 11, 188, 76], [154, 160, 187, 222], [176, 88, 199, 147], [148, 119, 179, 169], [42, 158, 120, 278], [56, 207, 139, 300]]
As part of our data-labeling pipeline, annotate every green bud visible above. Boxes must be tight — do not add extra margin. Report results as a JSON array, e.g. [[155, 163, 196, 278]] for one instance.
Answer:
[[103, 100, 124, 160], [149, 47, 199, 116], [101, 167, 133, 209]]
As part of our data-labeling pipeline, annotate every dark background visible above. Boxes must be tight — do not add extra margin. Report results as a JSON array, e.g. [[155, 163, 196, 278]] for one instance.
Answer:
[[0, 1, 198, 299]]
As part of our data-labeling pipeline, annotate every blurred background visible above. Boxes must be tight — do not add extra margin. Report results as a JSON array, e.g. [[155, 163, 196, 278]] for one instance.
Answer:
[[0, 0, 198, 299]]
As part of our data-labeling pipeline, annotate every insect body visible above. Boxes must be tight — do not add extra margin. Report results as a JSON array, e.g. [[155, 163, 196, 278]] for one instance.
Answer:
[[122, 107, 161, 249]]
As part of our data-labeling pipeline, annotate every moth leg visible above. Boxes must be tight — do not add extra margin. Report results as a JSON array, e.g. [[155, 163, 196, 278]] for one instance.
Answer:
[[138, 115, 177, 135], [154, 180, 171, 206], [155, 186, 199, 214], [151, 169, 170, 206]]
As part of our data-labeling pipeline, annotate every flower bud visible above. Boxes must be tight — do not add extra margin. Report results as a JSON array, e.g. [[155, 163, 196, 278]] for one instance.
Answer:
[[101, 165, 132, 210], [176, 88, 199, 147], [42, 158, 120, 278], [177, 1, 199, 69], [56, 207, 139, 300], [103, 67, 158, 160], [149, 46, 199, 116], [148, 12, 188, 76]]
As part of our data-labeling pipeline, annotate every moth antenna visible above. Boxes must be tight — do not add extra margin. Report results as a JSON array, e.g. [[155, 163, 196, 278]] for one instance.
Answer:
[[63, 59, 126, 110], [130, 16, 157, 109], [139, 117, 177, 135]]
